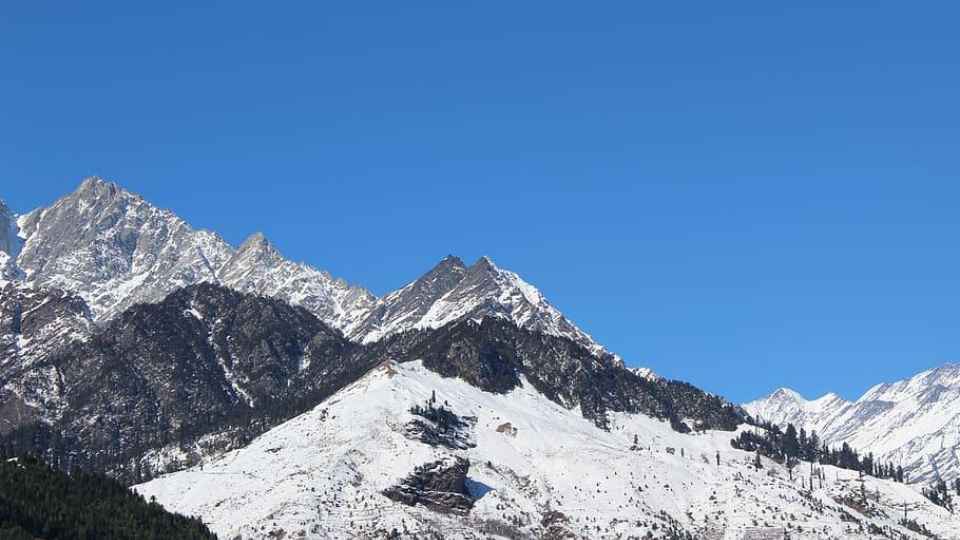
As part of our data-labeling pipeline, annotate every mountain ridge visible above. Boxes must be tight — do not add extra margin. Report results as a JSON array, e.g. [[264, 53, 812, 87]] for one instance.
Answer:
[[2, 177, 622, 365], [745, 364, 960, 485]]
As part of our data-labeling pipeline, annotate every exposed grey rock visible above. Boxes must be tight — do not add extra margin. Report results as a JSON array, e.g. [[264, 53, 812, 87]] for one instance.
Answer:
[[382, 457, 474, 514]]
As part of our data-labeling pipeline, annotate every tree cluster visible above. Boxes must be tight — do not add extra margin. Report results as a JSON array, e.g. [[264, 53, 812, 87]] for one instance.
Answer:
[[731, 421, 904, 482], [0, 453, 216, 539], [409, 390, 468, 435]]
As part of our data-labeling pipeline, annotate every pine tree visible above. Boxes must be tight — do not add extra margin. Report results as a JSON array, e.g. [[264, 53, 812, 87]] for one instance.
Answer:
[[783, 424, 800, 459]]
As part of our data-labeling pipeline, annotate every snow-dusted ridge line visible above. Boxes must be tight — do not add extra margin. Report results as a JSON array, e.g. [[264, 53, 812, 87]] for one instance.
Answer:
[[745, 363, 960, 485]]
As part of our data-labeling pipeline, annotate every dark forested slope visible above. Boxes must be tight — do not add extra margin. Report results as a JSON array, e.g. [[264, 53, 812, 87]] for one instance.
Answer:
[[0, 455, 216, 539]]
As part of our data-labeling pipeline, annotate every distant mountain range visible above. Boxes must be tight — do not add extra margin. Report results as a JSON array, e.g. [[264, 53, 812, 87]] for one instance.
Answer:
[[746, 365, 960, 485]]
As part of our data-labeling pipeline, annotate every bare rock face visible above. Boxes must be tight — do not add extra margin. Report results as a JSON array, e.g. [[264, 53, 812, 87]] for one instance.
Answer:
[[382, 457, 474, 514]]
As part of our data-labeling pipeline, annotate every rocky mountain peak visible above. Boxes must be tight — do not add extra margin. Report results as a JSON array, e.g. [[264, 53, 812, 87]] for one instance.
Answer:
[[13, 179, 228, 320], [231, 232, 281, 263], [769, 387, 805, 403], [435, 254, 467, 272], [470, 255, 498, 272], [422, 255, 467, 285], [5, 179, 376, 332], [75, 176, 124, 200], [349, 253, 610, 361]]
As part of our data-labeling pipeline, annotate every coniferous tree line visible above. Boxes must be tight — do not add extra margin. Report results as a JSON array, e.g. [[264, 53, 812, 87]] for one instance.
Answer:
[[731, 420, 905, 482], [0, 452, 216, 539]]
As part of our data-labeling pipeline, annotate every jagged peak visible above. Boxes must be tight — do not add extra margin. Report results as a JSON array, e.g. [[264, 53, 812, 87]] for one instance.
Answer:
[[420, 255, 466, 278], [768, 387, 806, 403], [238, 231, 274, 252], [470, 255, 499, 273], [76, 176, 124, 198], [223, 232, 284, 270], [812, 391, 843, 403], [925, 362, 960, 379], [436, 254, 466, 268]]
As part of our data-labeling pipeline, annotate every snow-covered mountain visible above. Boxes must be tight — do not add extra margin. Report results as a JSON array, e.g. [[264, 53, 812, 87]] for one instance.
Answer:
[[3, 177, 959, 538], [10, 177, 374, 330], [5, 178, 617, 365], [348, 254, 612, 360], [137, 360, 960, 539], [745, 365, 960, 485]]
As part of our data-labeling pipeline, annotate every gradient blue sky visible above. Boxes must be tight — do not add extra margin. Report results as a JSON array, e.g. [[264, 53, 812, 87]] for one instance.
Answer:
[[2, 3, 958, 403]]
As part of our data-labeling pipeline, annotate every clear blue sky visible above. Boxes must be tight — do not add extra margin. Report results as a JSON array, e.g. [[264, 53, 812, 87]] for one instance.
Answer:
[[2, 3, 958, 404]]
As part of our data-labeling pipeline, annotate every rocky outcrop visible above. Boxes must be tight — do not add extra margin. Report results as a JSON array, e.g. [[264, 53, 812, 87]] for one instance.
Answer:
[[382, 457, 474, 514]]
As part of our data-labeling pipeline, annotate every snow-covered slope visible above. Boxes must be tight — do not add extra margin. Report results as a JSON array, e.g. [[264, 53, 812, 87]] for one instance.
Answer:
[[746, 365, 960, 485], [349, 255, 611, 359], [138, 361, 959, 540], [11, 178, 373, 330]]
